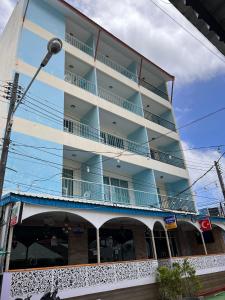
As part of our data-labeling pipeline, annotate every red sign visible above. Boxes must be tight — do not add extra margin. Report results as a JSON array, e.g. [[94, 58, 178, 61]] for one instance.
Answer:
[[198, 218, 212, 232]]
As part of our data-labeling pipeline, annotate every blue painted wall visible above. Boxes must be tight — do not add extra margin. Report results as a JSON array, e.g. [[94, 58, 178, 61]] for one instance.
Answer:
[[127, 92, 144, 116], [160, 110, 174, 123], [128, 127, 149, 156], [132, 169, 159, 208], [159, 141, 183, 159], [81, 106, 100, 141], [81, 155, 104, 201], [4, 131, 63, 196], [127, 61, 138, 82], [26, 0, 65, 39], [15, 73, 64, 130], [18, 28, 65, 79]]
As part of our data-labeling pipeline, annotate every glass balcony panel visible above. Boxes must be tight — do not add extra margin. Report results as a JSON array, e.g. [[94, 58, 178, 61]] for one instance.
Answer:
[[65, 33, 94, 56], [98, 87, 143, 116], [65, 70, 96, 94], [150, 149, 185, 169], [62, 178, 195, 212], [97, 53, 138, 83]]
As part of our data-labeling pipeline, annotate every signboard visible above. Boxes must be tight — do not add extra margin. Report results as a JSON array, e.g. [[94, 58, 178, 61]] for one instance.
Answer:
[[164, 215, 177, 230], [10, 202, 22, 226], [198, 218, 212, 232]]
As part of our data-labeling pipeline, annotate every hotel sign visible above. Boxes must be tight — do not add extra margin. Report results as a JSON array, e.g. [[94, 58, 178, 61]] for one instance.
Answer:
[[164, 215, 177, 230]]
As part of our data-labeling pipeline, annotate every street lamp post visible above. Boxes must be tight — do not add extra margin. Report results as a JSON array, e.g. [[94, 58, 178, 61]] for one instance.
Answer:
[[0, 38, 62, 271], [0, 37, 62, 202]]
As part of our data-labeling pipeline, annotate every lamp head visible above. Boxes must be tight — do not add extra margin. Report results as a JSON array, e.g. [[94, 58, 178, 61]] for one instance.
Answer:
[[47, 38, 62, 55]]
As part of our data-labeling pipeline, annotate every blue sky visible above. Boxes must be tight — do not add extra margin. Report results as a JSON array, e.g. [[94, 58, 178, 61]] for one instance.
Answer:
[[1, 0, 225, 209]]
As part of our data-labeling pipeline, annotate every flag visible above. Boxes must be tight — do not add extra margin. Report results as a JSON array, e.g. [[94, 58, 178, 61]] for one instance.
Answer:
[[198, 218, 212, 232]]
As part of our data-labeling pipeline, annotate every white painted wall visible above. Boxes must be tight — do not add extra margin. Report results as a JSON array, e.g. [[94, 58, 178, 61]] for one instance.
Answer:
[[0, 0, 27, 141]]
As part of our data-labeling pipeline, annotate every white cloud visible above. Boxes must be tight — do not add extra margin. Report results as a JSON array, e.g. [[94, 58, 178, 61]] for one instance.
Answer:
[[67, 0, 225, 85], [1, 0, 225, 84], [182, 141, 225, 210]]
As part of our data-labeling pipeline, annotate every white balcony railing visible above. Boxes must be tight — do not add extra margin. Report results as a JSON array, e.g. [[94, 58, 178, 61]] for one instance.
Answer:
[[62, 177, 195, 212], [65, 33, 93, 56]]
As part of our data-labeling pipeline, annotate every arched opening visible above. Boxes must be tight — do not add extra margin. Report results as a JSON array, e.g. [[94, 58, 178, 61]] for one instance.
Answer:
[[9, 211, 96, 270], [98, 217, 154, 262], [153, 221, 170, 259], [205, 224, 225, 254], [168, 221, 205, 257]]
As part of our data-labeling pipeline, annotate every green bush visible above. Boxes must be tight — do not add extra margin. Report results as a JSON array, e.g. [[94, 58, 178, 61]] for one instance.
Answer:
[[156, 259, 201, 300]]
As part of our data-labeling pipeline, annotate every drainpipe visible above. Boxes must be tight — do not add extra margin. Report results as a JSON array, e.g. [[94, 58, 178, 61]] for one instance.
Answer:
[[96, 228, 101, 264]]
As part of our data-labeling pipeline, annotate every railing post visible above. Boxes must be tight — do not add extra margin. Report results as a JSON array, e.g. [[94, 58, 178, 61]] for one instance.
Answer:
[[200, 231, 208, 255], [96, 228, 101, 264]]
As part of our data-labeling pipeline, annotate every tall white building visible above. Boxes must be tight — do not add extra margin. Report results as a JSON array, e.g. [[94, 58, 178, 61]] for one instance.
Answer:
[[1, 1, 225, 299]]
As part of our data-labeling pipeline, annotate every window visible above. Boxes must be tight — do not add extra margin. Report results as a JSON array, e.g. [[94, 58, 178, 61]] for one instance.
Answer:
[[103, 176, 129, 204], [62, 169, 74, 196]]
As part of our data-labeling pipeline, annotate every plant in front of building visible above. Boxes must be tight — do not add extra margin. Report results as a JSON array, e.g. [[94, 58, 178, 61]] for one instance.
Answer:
[[156, 264, 183, 300], [157, 259, 201, 300]]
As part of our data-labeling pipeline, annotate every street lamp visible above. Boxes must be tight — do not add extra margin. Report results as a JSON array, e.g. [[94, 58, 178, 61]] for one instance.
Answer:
[[14, 37, 63, 111], [0, 37, 63, 200]]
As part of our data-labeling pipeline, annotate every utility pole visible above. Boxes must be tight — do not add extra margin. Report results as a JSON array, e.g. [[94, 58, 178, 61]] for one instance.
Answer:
[[214, 161, 225, 216], [0, 73, 20, 199]]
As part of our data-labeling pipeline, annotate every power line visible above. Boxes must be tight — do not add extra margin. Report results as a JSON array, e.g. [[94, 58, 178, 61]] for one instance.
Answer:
[[149, 0, 225, 65]]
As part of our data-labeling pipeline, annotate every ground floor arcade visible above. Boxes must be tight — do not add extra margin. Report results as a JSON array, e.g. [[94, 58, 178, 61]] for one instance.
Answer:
[[1, 193, 225, 300]]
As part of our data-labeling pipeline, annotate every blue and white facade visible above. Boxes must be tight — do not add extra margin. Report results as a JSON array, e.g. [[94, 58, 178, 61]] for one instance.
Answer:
[[1, 1, 225, 299]]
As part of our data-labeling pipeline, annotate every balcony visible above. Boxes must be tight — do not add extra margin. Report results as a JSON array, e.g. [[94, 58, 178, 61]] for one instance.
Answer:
[[97, 52, 138, 83], [65, 70, 96, 94], [144, 109, 176, 131], [140, 78, 169, 101], [62, 177, 194, 212], [65, 33, 94, 56], [98, 86, 143, 116], [150, 148, 185, 169]]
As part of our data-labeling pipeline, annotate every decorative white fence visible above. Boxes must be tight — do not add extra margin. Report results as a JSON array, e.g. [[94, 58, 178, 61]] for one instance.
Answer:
[[2, 259, 158, 300], [158, 253, 225, 276]]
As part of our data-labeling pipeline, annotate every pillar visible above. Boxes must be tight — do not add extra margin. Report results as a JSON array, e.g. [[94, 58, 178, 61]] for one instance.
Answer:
[[200, 231, 208, 255], [96, 228, 101, 263], [165, 230, 172, 258], [5, 226, 13, 271], [151, 230, 157, 259]]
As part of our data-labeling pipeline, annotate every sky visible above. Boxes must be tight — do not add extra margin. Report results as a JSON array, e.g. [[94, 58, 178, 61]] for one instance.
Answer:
[[1, 0, 225, 210]]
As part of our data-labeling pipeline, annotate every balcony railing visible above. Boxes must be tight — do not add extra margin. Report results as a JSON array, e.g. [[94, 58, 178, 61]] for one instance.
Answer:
[[140, 78, 169, 101], [98, 86, 143, 116], [65, 33, 93, 56], [150, 148, 185, 169], [100, 131, 149, 156], [65, 70, 96, 94], [97, 53, 138, 83], [144, 110, 176, 131], [64, 118, 100, 142], [62, 177, 195, 212]]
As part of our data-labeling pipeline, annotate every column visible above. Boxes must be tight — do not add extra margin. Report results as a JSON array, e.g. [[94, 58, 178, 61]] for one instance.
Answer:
[[200, 231, 208, 255], [96, 228, 101, 264], [151, 230, 157, 259], [165, 230, 172, 258], [5, 226, 13, 271]]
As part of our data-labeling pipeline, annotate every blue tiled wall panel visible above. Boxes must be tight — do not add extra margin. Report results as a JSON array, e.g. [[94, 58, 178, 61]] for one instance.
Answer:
[[128, 127, 149, 156], [18, 28, 65, 79], [132, 169, 159, 208], [16, 73, 64, 130], [26, 0, 65, 39], [4, 132, 63, 196]]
